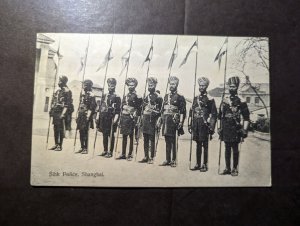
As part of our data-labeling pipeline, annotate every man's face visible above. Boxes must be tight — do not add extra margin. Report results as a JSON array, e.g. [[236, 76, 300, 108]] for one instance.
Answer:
[[83, 83, 90, 91], [169, 81, 178, 92], [199, 82, 207, 93], [229, 84, 238, 95], [58, 80, 63, 88], [108, 84, 116, 93], [128, 82, 136, 92], [148, 83, 155, 93]]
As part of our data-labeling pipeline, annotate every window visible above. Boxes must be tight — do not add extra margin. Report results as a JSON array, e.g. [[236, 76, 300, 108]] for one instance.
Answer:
[[255, 97, 260, 104], [44, 97, 50, 112], [246, 97, 251, 103]]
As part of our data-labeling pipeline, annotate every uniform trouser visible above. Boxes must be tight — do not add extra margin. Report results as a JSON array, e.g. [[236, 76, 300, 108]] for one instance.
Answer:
[[122, 134, 134, 156], [165, 136, 176, 162], [54, 124, 64, 146], [143, 133, 155, 159], [103, 132, 115, 153], [196, 139, 208, 165], [79, 129, 89, 149], [225, 142, 239, 169], [65, 114, 72, 131]]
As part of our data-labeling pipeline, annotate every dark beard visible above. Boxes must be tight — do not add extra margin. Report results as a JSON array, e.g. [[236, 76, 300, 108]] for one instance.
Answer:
[[229, 90, 237, 96]]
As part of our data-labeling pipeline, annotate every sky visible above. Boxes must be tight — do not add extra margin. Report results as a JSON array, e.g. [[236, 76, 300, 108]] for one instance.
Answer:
[[42, 33, 269, 100]]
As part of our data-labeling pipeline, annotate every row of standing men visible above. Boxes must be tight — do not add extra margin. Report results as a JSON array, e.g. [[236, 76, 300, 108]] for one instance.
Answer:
[[48, 75, 249, 176]]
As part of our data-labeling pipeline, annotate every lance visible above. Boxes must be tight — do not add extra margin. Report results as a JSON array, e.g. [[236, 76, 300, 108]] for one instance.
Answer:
[[73, 35, 90, 152], [93, 35, 114, 156], [46, 37, 61, 150], [188, 36, 199, 170], [217, 37, 229, 174], [154, 36, 178, 163], [134, 35, 154, 161], [114, 35, 133, 159]]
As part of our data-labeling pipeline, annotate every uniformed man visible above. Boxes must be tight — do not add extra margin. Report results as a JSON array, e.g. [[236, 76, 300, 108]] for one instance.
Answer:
[[76, 79, 97, 154], [188, 77, 217, 172], [49, 75, 72, 151], [138, 77, 163, 164], [116, 78, 142, 161], [218, 76, 250, 176], [97, 78, 121, 158], [158, 76, 186, 167]]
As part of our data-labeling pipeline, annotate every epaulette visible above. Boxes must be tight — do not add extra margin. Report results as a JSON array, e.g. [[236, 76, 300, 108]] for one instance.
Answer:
[[63, 87, 70, 92], [88, 91, 95, 97]]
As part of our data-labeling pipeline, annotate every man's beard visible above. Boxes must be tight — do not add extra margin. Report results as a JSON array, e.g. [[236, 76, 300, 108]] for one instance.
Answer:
[[148, 88, 155, 93], [229, 90, 237, 95]]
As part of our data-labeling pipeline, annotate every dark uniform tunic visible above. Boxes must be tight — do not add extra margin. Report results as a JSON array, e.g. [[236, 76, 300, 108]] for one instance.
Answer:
[[141, 92, 163, 159], [98, 93, 121, 134], [120, 92, 142, 135], [189, 92, 217, 166], [190, 93, 217, 141], [50, 86, 72, 147], [98, 92, 121, 153], [162, 92, 186, 137], [119, 92, 142, 157], [76, 91, 97, 149], [161, 92, 186, 163], [218, 94, 250, 169]]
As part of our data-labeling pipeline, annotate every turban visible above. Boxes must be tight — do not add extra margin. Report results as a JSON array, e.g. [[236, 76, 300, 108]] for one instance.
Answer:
[[198, 77, 210, 87], [125, 77, 138, 86], [168, 76, 179, 85], [83, 79, 93, 87], [107, 78, 117, 86], [227, 76, 240, 87], [59, 75, 68, 84], [147, 77, 157, 85]]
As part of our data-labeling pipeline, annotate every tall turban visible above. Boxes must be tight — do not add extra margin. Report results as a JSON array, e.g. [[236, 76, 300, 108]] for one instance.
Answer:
[[125, 77, 138, 87], [168, 76, 179, 85], [107, 78, 117, 86], [198, 77, 210, 87], [227, 76, 240, 87]]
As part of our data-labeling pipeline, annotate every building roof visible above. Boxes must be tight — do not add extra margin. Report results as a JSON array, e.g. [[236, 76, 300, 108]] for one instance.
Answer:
[[37, 34, 55, 44]]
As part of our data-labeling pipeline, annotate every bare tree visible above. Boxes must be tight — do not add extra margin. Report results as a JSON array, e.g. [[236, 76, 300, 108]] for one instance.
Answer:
[[231, 37, 269, 119]]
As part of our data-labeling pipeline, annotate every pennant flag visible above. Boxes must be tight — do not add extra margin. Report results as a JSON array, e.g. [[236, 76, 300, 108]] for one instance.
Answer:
[[179, 39, 198, 67], [53, 44, 62, 72], [78, 43, 89, 73], [214, 37, 228, 69], [142, 40, 153, 67], [119, 48, 131, 76], [168, 37, 178, 69], [96, 47, 113, 72]]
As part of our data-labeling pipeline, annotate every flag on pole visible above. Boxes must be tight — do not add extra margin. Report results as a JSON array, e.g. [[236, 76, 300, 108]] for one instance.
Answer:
[[142, 39, 153, 67], [179, 39, 198, 67], [119, 48, 130, 76], [168, 37, 178, 69], [214, 37, 228, 69], [53, 44, 62, 72], [96, 47, 113, 72], [78, 43, 89, 73]]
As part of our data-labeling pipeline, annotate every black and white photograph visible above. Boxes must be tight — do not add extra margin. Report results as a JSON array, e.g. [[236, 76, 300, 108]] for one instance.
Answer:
[[31, 33, 270, 187]]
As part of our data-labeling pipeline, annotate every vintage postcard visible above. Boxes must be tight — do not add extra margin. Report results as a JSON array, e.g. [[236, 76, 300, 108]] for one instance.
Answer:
[[31, 33, 270, 187]]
